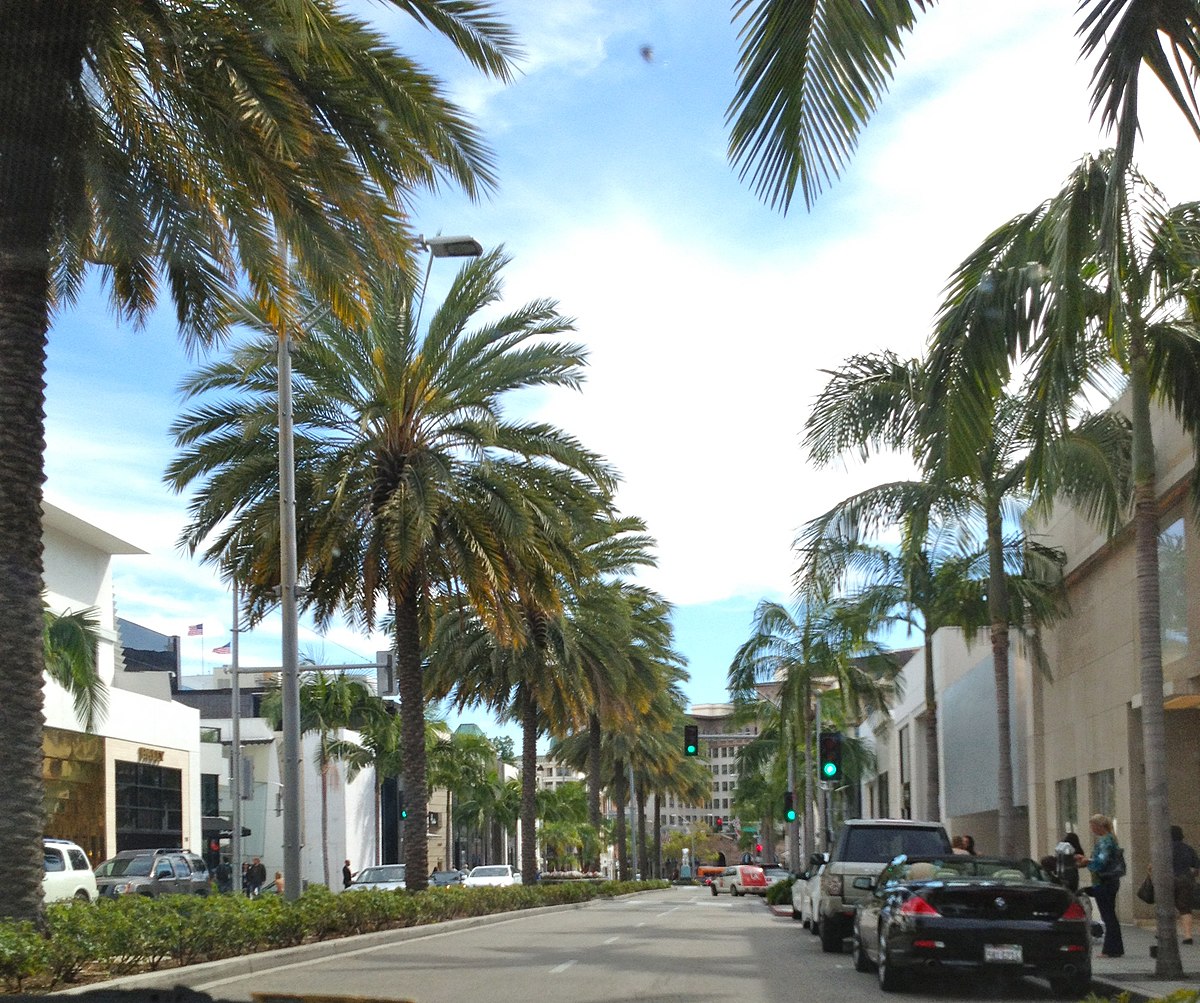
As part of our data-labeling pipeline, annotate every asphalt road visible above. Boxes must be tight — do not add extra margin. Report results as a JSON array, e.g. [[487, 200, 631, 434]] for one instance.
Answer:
[[178, 887, 1075, 1003]]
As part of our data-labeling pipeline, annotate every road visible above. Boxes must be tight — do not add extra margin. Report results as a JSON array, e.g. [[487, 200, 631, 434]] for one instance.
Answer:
[[180, 887, 1076, 1003]]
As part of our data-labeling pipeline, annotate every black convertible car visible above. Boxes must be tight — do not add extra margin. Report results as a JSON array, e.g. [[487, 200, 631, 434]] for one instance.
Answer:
[[850, 855, 1091, 997]]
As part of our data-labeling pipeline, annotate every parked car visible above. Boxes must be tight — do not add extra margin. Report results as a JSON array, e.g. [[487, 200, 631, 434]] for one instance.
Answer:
[[346, 864, 406, 891], [463, 864, 520, 887], [94, 848, 210, 898], [815, 818, 952, 953], [791, 851, 827, 930], [709, 863, 768, 897], [761, 864, 790, 892], [429, 869, 465, 887], [43, 838, 97, 903], [850, 854, 1091, 997]]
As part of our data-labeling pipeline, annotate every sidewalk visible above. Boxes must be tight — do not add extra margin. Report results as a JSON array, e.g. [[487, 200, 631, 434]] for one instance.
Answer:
[[1091, 923, 1200, 1002]]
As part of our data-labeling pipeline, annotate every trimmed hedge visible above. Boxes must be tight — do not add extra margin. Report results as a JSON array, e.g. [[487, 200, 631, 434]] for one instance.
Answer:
[[1, 880, 664, 994]]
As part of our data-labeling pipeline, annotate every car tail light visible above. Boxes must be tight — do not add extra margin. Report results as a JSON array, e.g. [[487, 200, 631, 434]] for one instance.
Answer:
[[823, 873, 843, 896], [1060, 900, 1087, 921], [899, 895, 940, 916]]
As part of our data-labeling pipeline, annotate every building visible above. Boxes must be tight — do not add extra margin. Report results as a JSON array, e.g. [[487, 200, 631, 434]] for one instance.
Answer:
[[42, 501, 202, 862], [660, 704, 757, 838]]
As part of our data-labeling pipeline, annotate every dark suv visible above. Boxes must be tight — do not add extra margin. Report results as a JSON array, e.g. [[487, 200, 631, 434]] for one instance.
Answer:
[[95, 848, 210, 898], [816, 818, 951, 953]]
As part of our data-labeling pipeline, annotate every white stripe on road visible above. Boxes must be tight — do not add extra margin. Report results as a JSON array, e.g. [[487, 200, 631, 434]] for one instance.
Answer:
[[550, 960, 576, 973], [604, 936, 619, 944]]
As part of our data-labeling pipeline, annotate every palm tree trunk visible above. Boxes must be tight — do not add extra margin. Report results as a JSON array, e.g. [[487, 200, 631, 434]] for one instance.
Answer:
[[394, 588, 429, 891], [986, 492, 1016, 857], [923, 631, 940, 821], [613, 763, 628, 880], [652, 792, 662, 879], [802, 683, 814, 861], [1129, 351, 1182, 977], [635, 781, 648, 878], [320, 752, 330, 888], [586, 712, 602, 866], [0, 5, 86, 927], [520, 689, 538, 884]]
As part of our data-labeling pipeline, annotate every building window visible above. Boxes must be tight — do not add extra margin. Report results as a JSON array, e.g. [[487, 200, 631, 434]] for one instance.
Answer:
[[1160, 517, 1188, 664], [1089, 769, 1116, 824], [877, 772, 890, 818], [1055, 777, 1078, 836], [201, 774, 219, 818], [115, 760, 182, 850]]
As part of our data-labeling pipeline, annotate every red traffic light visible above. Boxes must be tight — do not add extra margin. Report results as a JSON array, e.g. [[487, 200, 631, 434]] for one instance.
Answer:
[[755, 843, 763, 854]]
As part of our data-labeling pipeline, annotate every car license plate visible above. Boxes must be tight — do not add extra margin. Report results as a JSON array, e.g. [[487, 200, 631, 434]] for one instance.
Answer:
[[984, 944, 1023, 964]]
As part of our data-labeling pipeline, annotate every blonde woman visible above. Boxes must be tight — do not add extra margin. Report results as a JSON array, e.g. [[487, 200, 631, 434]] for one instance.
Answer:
[[1079, 814, 1124, 958]]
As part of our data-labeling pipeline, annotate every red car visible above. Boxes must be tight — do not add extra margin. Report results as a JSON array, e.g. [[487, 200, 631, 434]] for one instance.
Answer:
[[710, 863, 769, 896]]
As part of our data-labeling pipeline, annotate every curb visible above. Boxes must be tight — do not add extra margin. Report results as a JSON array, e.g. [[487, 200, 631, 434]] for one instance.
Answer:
[[51, 901, 593, 996]]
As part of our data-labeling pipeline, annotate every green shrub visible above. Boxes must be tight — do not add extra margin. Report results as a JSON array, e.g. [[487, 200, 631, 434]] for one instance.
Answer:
[[0, 922, 47, 992], [44, 899, 106, 984], [765, 877, 794, 906]]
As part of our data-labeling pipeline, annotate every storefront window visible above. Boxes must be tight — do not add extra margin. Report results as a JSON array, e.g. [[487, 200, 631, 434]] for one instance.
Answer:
[[1089, 768, 1115, 823], [115, 760, 182, 850], [1159, 518, 1187, 664], [1055, 776, 1078, 836]]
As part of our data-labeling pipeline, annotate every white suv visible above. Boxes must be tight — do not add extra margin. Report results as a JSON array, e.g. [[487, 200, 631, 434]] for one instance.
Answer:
[[43, 838, 98, 903]]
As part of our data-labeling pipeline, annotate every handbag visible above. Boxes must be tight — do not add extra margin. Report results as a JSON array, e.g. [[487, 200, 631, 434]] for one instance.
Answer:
[[1136, 873, 1155, 904], [1100, 846, 1127, 879]]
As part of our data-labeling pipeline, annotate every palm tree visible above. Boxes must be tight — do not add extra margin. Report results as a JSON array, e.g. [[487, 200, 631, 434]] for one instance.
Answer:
[[43, 602, 106, 734], [806, 350, 1128, 855], [167, 249, 613, 891], [728, 597, 899, 869], [726, 0, 1200, 212], [927, 151, 1200, 974], [1, 0, 516, 924], [261, 672, 378, 888]]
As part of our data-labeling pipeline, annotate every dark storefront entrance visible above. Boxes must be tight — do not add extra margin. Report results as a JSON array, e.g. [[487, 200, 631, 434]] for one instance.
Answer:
[[115, 759, 183, 850]]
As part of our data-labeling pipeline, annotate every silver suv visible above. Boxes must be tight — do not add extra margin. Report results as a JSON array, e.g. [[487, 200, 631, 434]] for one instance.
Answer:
[[816, 818, 951, 953], [95, 848, 210, 898]]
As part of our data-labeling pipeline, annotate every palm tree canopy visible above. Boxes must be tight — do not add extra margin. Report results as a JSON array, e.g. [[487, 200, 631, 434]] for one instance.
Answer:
[[43, 602, 106, 733], [727, 1, 1200, 212]]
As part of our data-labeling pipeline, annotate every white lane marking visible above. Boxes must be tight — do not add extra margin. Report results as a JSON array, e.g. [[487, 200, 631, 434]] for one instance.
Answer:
[[636, 921, 647, 927], [604, 936, 619, 944], [550, 960, 577, 974]]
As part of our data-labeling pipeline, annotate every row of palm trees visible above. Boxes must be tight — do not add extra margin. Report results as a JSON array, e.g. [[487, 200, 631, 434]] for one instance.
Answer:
[[724, 0, 1200, 978]]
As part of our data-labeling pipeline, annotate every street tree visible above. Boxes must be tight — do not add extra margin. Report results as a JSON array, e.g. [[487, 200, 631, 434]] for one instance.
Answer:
[[0, 0, 515, 922], [167, 249, 612, 891], [928, 151, 1200, 973]]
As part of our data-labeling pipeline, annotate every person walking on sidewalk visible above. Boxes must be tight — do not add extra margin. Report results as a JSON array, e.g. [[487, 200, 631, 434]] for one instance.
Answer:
[[1171, 825, 1198, 945], [1080, 813, 1125, 958]]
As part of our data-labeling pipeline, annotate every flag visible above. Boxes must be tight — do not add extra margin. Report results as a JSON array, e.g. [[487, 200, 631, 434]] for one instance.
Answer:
[[187, 623, 203, 636], [213, 642, 231, 655]]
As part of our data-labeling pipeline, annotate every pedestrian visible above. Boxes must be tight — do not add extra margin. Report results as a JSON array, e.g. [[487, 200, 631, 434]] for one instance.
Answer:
[[241, 861, 251, 896], [272, 870, 284, 895], [1171, 825, 1198, 945], [246, 856, 267, 898], [343, 859, 353, 890], [952, 835, 970, 855], [1052, 832, 1083, 892], [214, 859, 233, 894], [962, 834, 977, 856], [1080, 813, 1125, 958]]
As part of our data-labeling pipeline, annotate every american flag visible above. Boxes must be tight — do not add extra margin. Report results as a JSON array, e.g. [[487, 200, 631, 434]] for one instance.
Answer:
[[212, 642, 231, 655], [187, 623, 203, 636]]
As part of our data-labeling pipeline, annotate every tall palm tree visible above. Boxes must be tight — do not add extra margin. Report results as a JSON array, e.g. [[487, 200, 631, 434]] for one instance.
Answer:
[[1, 0, 516, 924], [261, 672, 378, 888], [927, 151, 1200, 974], [806, 350, 1128, 855], [167, 249, 613, 891], [726, 0, 1200, 212]]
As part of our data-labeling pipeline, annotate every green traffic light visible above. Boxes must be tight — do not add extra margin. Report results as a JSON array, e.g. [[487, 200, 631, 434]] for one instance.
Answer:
[[786, 810, 797, 822], [686, 744, 697, 755], [822, 762, 837, 778]]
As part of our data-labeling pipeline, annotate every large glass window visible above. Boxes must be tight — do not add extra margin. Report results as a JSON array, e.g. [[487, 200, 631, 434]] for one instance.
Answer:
[[1089, 768, 1116, 823], [1055, 776, 1078, 836], [1159, 518, 1188, 664], [115, 760, 182, 850]]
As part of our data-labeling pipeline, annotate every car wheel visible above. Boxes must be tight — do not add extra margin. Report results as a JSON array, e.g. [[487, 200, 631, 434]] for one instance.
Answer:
[[791, 903, 802, 921], [877, 930, 906, 992], [73, 889, 90, 902], [731, 884, 740, 897], [1048, 970, 1091, 999], [853, 929, 872, 973], [809, 914, 820, 936], [710, 883, 718, 896], [820, 916, 844, 953]]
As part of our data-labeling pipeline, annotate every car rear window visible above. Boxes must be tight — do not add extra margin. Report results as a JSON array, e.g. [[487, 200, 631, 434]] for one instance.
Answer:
[[842, 826, 950, 863], [471, 866, 508, 877]]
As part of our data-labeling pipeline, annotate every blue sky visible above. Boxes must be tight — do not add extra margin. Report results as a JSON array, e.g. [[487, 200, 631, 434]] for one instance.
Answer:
[[42, 2, 1200, 736]]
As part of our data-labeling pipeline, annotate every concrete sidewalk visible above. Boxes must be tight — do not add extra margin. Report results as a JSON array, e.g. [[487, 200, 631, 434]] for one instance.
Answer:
[[1090, 923, 1200, 1002]]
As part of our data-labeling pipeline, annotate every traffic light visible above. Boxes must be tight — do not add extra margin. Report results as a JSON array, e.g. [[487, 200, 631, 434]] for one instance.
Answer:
[[398, 791, 408, 820], [784, 790, 797, 823], [715, 816, 723, 830], [684, 724, 699, 757], [755, 842, 763, 855], [818, 731, 843, 782]]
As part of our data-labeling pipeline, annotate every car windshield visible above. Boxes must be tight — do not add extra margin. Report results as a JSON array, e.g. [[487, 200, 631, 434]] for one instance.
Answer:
[[470, 866, 509, 877], [357, 866, 405, 883], [96, 855, 153, 877], [763, 866, 788, 876], [843, 827, 949, 863]]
